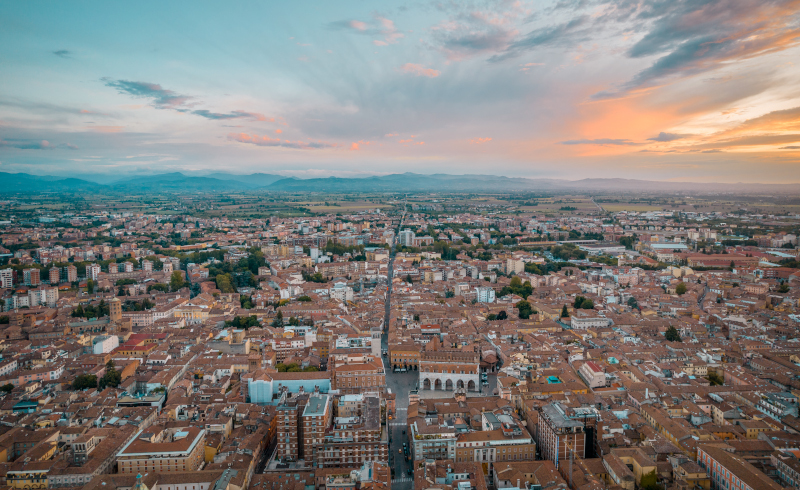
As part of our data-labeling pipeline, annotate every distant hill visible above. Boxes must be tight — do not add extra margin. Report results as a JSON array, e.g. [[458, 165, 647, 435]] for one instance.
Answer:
[[204, 172, 285, 187], [110, 173, 252, 192], [0, 172, 105, 192], [2, 171, 799, 195]]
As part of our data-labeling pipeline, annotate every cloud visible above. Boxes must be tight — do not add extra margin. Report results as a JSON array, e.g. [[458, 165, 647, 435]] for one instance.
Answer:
[[0, 139, 76, 150], [330, 15, 403, 45], [470, 137, 492, 144], [780, 146, 800, 149], [53, 50, 71, 58], [592, 0, 800, 98], [103, 79, 273, 123], [489, 16, 589, 62], [228, 133, 338, 150], [400, 63, 440, 78], [519, 62, 544, 72], [432, 9, 523, 61], [103, 79, 193, 108], [192, 109, 269, 121], [561, 138, 641, 145], [648, 132, 691, 142]]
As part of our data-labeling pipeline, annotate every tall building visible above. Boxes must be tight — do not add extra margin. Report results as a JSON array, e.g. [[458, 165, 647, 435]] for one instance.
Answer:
[[476, 286, 496, 303], [109, 297, 122, 322], [23, 268, 40, 286], [87, 264, 101, 281], [0, 268, 13, 289], [49, 267, 60, 284], [398, 229, 415, 247], [537, 402, 599, 469], [302, 394, 332, 467], [276, 391, 306, 462], [66, 265, 78, 282]]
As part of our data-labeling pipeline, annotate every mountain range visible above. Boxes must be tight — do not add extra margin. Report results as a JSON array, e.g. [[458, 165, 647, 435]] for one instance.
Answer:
[[2, 171, 799, 195]]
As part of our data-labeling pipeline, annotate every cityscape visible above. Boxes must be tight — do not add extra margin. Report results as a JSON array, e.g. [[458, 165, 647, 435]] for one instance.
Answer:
[[2, 2, 800, 490]]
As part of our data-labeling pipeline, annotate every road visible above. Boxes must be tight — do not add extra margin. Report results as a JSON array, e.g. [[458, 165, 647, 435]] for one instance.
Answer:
[[382, 197, 413, 490]]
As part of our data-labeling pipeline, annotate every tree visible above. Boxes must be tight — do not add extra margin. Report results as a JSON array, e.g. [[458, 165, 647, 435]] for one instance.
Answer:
[[778, 283, 790, 293], [297, 295, 312, 302], [147, 283, 169, 293], [627, 297, 639, 309], [675, 282, 687, 295], [496, 310, 507, 320], [560, 305, 569, 318], [288, 316, 300, 326], [0, 383, 14, 394], [170, 271, 185, 291], [639, 470, 659, 490], [86, 279, 95, 294], [708, 371, 723, 386], [73, 374, 98, 390], [486, 314, 497, 321], [99, 362, 121, 389], [665, 326, 682, 342], [516, 300, 533, 319], [406, 274, 413, 284], [272, 310, 284, 328]]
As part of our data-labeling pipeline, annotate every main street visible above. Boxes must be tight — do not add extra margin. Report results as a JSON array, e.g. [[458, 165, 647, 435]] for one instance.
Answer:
[[381, 197, 414, 490]]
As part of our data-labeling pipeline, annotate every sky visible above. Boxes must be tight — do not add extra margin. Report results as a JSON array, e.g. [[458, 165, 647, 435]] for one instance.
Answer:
[[1, 0, 800, 183]]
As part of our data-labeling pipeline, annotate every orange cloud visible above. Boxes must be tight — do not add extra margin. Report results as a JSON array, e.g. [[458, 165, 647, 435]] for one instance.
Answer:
[[400, 63, 440, 78], [275, 129, 282, 134], [470, 137, 492, 144]]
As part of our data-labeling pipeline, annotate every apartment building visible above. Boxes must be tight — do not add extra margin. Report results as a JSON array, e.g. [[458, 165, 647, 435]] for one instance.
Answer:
[[697, 445, 782, 490], [538, 402, 599, 469], [318, 395, 387, 467], [116, 426, 205, 474], [302, 394, 332, 467]]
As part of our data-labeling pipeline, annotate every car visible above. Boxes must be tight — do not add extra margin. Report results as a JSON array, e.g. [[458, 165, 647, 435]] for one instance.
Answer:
[[408, 468, 414, 476], [402, 430, 406, 435], [399, 449, 403, 454]]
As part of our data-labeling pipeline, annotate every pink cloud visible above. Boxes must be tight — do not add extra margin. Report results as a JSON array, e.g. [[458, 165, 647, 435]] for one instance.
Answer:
[[470, 137, 492, 144], [400, 63, 440, 78], [228, 133, 337, 150], [275, 129, 283, 134], [350, 140, 371, 150], [349, 20, 368, 31]]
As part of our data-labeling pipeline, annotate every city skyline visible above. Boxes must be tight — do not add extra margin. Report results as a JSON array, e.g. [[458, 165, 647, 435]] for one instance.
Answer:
[[2, 0, 800, 182]]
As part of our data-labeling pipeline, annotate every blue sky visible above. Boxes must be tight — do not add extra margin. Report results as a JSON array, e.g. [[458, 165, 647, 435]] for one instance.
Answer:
[[2, 0, 800, 182]]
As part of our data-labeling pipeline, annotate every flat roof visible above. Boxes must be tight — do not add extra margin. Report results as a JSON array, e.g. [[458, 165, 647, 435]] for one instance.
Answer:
[[303, 394, 330, 417]]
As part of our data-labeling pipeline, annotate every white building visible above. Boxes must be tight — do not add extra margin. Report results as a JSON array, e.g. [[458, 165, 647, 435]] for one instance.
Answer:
[[87, 264, 102, 280], [476, 286, 496, 303], [93, 335, 120, 354], [330, 281, 354, 302], [0, 269, 12, 288], [570, 311, 610, 330], [398, 229, 415, 247], [578, 361, 606, 389]]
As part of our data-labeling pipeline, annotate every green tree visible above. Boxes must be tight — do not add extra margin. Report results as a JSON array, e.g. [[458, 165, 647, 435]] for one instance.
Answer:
[[516, 300, 533, 319], [675, 282, 687, 295], [665, 326, 682, 342], [639, 470, 659, 490], [0, 383, 14, 393], [288, 316, 300, 326], [496, 310, 507, 320], [272, 310, 284, 328], [707, 371, 723, 386], [560, 305, 569, 318], [170, 271, 185, 291], [627, 297, 639, 309], [86, 279, 95, 294], [778, 283, 790, 293], [147, 283, 169, 293], [297, 295, 312, 302], [73, 374, 98, 390], [99, 362, 121, 389]]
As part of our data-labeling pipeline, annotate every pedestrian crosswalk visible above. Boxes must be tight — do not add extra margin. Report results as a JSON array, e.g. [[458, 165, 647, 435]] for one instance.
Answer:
[[390, 422, 406, 426], [392, 478, 412, 483]]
